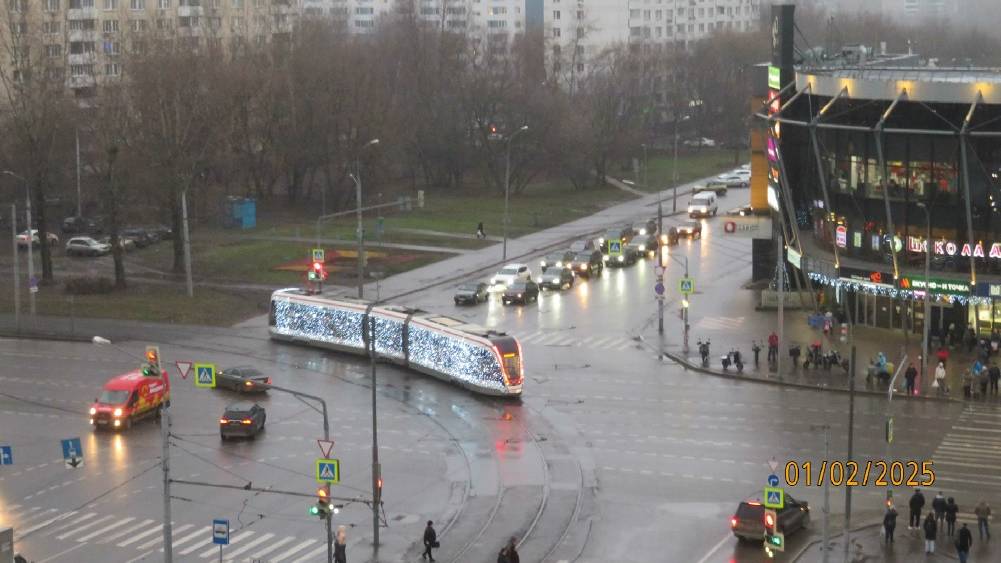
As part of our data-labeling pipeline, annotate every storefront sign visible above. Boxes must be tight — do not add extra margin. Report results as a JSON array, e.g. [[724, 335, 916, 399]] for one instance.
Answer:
[[835, 225, 847, 248], [786, 247, 801, 269], [840, 266, 894, 288], [723, 216, 772, 239], [906, 237, 998, 258], [898, 276, 971, 295]]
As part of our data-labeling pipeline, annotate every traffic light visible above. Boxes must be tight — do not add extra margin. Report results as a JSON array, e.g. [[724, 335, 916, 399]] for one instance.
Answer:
[[762, 509, 784, 553], [308, 259, 327, 282], [310, 486, 333, 518], [142, 345, 161, 376]]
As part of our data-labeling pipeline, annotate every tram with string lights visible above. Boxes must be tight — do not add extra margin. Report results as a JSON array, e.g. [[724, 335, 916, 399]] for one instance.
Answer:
[[268, 289, 524, 397]]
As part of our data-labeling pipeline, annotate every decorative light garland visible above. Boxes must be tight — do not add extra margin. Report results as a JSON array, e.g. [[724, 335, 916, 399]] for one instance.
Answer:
[[806, 272, 992, 306]]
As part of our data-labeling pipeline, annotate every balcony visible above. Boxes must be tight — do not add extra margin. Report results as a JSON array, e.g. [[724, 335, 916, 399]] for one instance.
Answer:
[[67, 7, 97, 19], [68, 29, 98, 41], [67, 53, 97, 65], [67, 74, 96, 89], [177, 5, 203, 16]]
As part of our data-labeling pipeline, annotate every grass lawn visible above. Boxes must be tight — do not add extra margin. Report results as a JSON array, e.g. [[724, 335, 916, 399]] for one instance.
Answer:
[[627, 148, 747, 192], [0, 282, 269, 326]]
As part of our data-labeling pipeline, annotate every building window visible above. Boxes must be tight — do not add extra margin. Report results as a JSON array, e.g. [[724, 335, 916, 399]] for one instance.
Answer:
[[70, 0, 96, 8], [45, 44, 62, 57], [354, 6, 372, 14], [231, 0, 241, 7], [103, 19, 119, 32], [130, 18, 145, 31], [45, 0, 60, 11], [43, 21, 61, 32], [103, 0, 117, 8], [552, 10, 559, 20], [178, 15, 198, 27], [105, 62, 120, 75], [130, 0, 144, 9], [103, 40, 119, 54], [69, 19, 96, 30], [354, 19, 373, 27], [552, 27, 560, 38], [70, 64, 94, 77], [157, 0, 169, 7]]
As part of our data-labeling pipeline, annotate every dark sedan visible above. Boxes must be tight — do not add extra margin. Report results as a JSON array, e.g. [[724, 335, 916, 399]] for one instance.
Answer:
[[677, 221, 703, 239], [539, 250, 575, 272], [454, 282, 489, 305], [538, 267, 575, 290], [219, 402, 266, 440], [569, 251, 603, 278], [501, 281, 540, 305], [216, 366, 271, 393], [121, 227, 155, 248], [607, 246, 640, 267]]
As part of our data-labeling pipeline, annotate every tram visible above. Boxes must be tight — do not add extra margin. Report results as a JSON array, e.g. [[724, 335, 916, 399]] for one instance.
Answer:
[[268, 289, 524, 397]]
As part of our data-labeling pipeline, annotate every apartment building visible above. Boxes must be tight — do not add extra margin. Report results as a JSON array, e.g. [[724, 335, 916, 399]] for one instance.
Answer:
[[881, 0, 958, 21], [542, 0, 760, 76], [303, 0, 525, 39], [0, 0, 295, 96]]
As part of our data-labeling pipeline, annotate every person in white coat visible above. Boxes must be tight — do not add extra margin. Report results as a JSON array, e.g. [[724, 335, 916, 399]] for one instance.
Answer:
[[934, 362, 947, 396]]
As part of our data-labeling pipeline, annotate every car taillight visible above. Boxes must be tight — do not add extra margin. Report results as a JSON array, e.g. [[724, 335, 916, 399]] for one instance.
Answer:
[[241, 419, 253, 425], [220, 418, 229, 424], [265, 378, 272, 385], [730, 517, 738, 528]]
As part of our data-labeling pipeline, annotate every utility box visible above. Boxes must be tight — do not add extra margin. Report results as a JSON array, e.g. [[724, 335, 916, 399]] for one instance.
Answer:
[[224, 197, 256, 230], [0, 527, 13, 563]]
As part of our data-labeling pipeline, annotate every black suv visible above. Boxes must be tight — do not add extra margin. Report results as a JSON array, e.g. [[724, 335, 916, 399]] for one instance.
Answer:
[[539, 250, 575, 273], [569, 251, 603, 278], [731, 494, 810, 541], [220, 402, 267, 440]]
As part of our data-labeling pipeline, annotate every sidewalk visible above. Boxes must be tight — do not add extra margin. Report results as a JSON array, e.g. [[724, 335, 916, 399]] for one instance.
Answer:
[[795, 516, 999, 562]]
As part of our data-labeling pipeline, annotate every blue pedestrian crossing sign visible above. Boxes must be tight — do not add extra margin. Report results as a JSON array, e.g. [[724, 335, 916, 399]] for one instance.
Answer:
[[61, 437, 83, 468], [212, 519, 229, 545], [0, 445, 12, 465], [316, 458, 340, 484], [767, 474, 780, 487], [763, 486, 785, 509], [312, 248, 324, 262], [679, 277, 695, 295], [609, 239, 622, 256], [194, 363, 217, 389]]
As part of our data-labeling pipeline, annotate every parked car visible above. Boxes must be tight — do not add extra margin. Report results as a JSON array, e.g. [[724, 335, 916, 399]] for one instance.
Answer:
[[683, 137, 717, 148], [677, 221, 703, 239], [696, 183, 728, 197], [16, 230, 59, 249], [219, 402, 267, 440], [569, 251, 604, 278], [454, 282, 489, 305], [538, 267, 575, 290], [62, 216, 102, 235], [540, 250, 576, 273], [215, 366, 271, 393], [712, 173, 749, 188], [501, 280, 540, 305], [145, 224, 173, 241], [99, 236, 137, 252], [731, 494, 810, 541], [121, 227, 155, 248], [65, 237, 111, 257], [726, 205, 755, 217], [490, 263, 532, 289]]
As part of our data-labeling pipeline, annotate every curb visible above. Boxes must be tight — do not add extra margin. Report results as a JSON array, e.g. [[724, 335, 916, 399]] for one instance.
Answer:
[[791, 522, 882, 562], [662, 351, 958, 402], [0, 330, 92, 343]]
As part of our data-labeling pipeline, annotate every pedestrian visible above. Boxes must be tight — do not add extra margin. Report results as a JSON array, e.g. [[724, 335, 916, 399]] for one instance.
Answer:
[[975, 500, 992, 540], [334, 525, 347, 563], [476, 222, 485, 239], [957, 522, 974, 563], [909, 488, 926, 529], [497, 536, 519, 563], [422, 520, 437, 562], [933, 491, 947, 528], [935, 361, 947, 396], [980, 366, 990, 398], [905, 363, 918, 396], [923, 512, 938, 554], [946, 497, 959, 536], [883, 504, 898, 545], [963, 370, 974, 399], [991, 363, 1001, 396], [767, 331, 778, 363], [992, 329, 1001, 355], [937, 345, 950, 367], [752, 341, 761, 367]]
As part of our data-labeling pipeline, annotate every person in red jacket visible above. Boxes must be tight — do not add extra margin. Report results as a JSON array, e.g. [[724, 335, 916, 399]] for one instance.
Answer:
[[936, 346, 950, 367], [768, 332, 779, 363]]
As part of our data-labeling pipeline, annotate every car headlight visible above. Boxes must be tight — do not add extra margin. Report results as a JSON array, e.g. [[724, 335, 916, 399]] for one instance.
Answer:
[[556, 261, 563, 268], [639, 228, 647, 236], [113, 408, 122, 417], [113, 420, 121, 427], [598, 238, 605, 244], [639, 245, 646, 252], [540, 260, 546, 267], [579, 264, 587, 270], [602, 255, 609, 262], [617, 255, 624, 262], [89, 407, 97, 415]]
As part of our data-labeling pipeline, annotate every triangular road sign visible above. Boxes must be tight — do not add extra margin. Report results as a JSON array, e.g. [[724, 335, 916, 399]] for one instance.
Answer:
[[175, 361, 193, 380], [317, 439, 335, 458]]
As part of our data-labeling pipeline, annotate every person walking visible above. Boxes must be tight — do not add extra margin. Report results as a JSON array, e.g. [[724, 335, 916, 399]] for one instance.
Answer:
[[980, 366, 991, 399], [933, 491, 947, 528], [909, 488, 926, 529], [476, 222, 485, 240], [767, 332, 778, 363], [905, 363, 918, 396], [957, 522, 974, 563], [422, 520, 437, 561], [883, 504, 898, 545], [975, 500, 992, 540], [963, 369, 974, 399], [497, 537, 519, 563], [934, 361, 948, 396], [991, 363, 1000, 396], [923, 512, 938, 554], [334, 525, 347, 563], [945, 497, 959, 537]]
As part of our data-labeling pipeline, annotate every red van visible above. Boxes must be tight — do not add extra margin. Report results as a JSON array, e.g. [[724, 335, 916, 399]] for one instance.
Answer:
[[89, 370, 170, 430]]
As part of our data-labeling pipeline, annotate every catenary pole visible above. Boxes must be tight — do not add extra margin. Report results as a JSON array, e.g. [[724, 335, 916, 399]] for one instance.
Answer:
[[11, 204, 19, 330]]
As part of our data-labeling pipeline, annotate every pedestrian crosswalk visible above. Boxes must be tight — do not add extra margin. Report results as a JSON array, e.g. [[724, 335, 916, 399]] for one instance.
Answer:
[[10, 507, 338, 562], [930, 403, 1001, 496], [693, 315, 746, 332], [510, 330, 640, 351]]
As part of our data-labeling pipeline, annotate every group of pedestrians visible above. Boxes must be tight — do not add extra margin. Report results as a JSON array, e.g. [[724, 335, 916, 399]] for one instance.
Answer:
[[422, 521, 520, 563], [884, 488, 992, 562]]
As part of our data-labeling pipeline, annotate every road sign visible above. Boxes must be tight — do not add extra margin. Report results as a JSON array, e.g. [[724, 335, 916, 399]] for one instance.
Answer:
[[175, 361, 193, 380], [609, 239, 622, 256], [0, 445, 11, 465], [768, 456, 779, 472], [654, 265, 665, 277], [767, 474, 779, 487], [654, 282, 665, 296], [61, 437, 83, 469], [317, 439, 335, 458], [763, 486, 785, 509], [194, 363, 217, 389], [29, 276, 38, 293], [311, 248, 324, 262], [212, 519, 229, 545], [316, 458, 340, 484], [679, 277, 695, 295]]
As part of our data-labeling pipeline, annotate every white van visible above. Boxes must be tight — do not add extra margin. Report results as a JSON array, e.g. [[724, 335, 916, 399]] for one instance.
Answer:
[[687, 192, 718, 218]]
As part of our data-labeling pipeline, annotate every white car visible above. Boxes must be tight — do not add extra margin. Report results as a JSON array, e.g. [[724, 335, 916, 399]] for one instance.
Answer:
[[734, 169, 751, 180], [16, 229, 59, 248], [490, 263, 532, 290], [713, 174, 749, 188], [65, 237, 112, 257], [684, 137, 717, 148]]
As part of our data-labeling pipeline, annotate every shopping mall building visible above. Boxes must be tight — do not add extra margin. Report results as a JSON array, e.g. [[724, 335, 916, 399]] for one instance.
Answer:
[[757, 5, 1001, 337]]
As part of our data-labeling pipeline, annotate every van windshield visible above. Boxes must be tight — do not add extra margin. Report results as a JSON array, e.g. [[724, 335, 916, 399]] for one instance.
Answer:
[[97, 390, 130, 405]]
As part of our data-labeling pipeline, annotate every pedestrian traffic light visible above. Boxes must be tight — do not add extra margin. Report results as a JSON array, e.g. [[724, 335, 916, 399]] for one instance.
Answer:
[[763, 509, 776, 533], [142, 345, 161, 376]]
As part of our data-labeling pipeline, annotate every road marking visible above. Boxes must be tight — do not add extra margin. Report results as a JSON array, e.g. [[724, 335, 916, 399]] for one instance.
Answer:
[[118, 523, 164, 547], [149, 523, 196, 550], [694, 533, 733, 563], [98, 519, 156, 543], [270, 539, 317, 562], [172, 526, 211, 551], [56, 514, 114, 540], [244, 535, 296, 560], [197, 530, 254, 558], [124, 550, 156, 563], [215, 532, 274, 558], [290, 543, 331, 563], [35, 543, 86, 563], [45, 513, 96, 536], [75, 516, 136, 542]]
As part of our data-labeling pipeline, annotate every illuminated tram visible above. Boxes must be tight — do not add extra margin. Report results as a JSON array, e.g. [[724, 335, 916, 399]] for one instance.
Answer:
[[268, 289, 524, 397]]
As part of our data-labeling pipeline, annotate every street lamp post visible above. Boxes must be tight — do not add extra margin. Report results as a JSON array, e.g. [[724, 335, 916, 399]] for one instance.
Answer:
[[917, 202, 931, 385], [3, 170, 34, 317], [672, 121, 680, 213], [353, 138, 379, 300], [503, 126, 529, 262], [10, 204, 19, 329]]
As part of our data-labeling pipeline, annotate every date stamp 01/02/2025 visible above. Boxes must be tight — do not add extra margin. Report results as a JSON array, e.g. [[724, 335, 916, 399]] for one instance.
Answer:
[[783, 460, 935, 488]]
